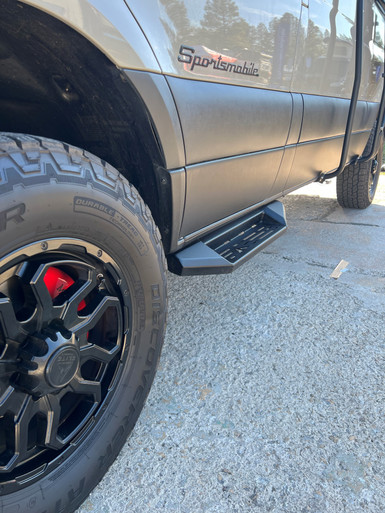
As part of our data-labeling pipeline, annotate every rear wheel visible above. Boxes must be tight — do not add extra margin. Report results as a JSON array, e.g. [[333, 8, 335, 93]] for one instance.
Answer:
[[337, 135, 383, 209], [0, 134, 167, 512]]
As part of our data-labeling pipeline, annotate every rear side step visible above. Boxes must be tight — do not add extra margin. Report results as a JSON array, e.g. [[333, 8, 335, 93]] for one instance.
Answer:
[[168, 201, 287, 276]]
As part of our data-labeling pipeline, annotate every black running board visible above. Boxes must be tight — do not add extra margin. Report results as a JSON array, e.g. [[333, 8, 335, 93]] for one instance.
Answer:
[[168, 201, 287, 276]]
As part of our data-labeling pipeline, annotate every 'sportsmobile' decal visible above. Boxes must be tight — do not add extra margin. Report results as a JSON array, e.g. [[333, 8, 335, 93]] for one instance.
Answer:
[[178, 45, 259, 77]]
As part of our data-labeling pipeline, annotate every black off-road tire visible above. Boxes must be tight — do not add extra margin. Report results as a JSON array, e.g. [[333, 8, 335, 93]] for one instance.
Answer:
[[336, 135, 383, 209], [0, 134, 167, 512]]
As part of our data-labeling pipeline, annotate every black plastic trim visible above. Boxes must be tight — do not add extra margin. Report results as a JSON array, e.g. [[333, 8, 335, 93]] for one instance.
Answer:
[[318, 0, 364, 182], [124, 70, 185, 170]]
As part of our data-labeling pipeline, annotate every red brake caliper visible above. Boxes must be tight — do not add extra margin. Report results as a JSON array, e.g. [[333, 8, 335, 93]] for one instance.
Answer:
[[44, 267, 86, 310]]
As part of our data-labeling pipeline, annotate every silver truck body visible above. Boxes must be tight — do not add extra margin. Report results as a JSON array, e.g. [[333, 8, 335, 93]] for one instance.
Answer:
[[9, 0, 385, 248]]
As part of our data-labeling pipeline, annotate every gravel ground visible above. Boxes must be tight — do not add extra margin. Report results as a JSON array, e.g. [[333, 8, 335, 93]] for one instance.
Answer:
[[77, 176, 385, 513]]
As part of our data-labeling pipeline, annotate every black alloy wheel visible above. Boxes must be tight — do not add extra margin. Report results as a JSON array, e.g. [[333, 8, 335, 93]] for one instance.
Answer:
[[0, 239, 128, 487]]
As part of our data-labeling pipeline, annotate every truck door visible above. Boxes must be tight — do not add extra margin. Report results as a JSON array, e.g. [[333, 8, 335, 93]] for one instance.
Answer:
[[283, 0, 384, 192], [127, 0, 302, 238]]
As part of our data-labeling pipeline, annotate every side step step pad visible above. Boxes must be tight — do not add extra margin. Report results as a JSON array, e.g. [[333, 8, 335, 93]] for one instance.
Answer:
[[169, 201, 287, 276]]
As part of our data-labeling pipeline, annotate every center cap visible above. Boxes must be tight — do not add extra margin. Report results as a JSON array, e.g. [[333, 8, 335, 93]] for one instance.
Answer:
[[46, 346, 80, 388]]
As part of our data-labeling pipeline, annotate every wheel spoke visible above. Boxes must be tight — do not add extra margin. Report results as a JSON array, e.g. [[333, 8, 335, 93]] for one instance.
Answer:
[[0, 388, 29, 471], [30, 265, 65, 325], [0, 386, 26, 417], [80, 343, 119, 365], [11, 261, 41, 333], [72, 295, 120, 337], [70, 377, 102, 403], [44, 394, 65, 450], [0, 297, 24, 342], [8, 395, 36, 472], [61, 268, 98, 330]]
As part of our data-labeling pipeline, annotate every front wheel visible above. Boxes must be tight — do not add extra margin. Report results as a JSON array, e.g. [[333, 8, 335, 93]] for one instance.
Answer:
[[0, 134, 167, 512]]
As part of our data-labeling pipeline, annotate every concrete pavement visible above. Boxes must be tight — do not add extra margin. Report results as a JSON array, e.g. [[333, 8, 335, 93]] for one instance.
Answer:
[[77, 175, 385, 513]]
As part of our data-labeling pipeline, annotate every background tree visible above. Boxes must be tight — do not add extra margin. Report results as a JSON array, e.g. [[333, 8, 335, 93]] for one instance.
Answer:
[[197, 0, 256, 53], [160, 0, 195, 60]]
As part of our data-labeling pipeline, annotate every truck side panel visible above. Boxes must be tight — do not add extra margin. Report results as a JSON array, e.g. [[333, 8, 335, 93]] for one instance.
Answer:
[[129, 0, 300, 239], [20, 0, 161, 71], [16, 1, 385, 247], [285, 0, 384, 190], [128, 1, 382, 244]]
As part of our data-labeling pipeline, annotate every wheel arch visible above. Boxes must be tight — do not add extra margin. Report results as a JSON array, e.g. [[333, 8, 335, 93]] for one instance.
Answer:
[[0, 0, 184, 252]]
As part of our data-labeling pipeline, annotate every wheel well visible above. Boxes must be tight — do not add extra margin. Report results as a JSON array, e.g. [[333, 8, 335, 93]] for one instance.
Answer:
[[0, 0, 171, 249]]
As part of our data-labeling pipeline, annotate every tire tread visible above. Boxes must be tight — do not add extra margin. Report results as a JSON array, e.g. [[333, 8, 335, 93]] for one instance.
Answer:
[[336, 160, 372, 209], [0, 133, 166, 272]]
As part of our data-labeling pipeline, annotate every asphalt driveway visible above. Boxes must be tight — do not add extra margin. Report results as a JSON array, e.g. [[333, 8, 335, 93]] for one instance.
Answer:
[[77, 176, 385, 513]]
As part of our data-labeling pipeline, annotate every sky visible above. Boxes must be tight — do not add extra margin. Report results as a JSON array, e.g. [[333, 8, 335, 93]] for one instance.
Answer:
[[182, 0, 357, 42]]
